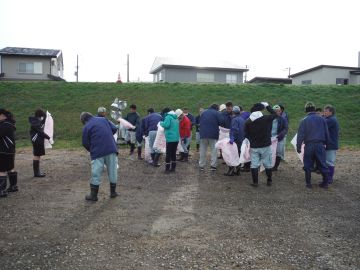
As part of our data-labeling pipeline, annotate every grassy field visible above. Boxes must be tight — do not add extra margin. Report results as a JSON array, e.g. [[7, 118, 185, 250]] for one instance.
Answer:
[[1, 81, 359, 148]]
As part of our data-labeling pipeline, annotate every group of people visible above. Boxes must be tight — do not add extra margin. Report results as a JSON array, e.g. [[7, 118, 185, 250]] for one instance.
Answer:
[[0, 99, 339, 201]]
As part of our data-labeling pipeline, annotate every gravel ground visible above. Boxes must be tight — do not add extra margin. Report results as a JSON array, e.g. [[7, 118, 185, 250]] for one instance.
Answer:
[[0, 148, 359, 270]]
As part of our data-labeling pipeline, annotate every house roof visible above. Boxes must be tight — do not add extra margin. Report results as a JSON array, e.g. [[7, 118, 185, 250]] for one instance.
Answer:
[[289, 65, 360, 78], [247, 76, 292, 84], [150, 57, 249, 74], [0, 47, 62, 58]]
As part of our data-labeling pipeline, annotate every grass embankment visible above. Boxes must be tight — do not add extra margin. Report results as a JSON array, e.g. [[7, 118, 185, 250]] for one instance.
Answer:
[[1, 81, 359, 149]]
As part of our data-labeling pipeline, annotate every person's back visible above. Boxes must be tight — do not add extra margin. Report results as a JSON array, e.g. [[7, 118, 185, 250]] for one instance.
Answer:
[[83, 117, 117, 160], [161, 112, 179, 142], [200, 107, 222, 140], [325, 115, 339, 150], [143, 112, 162, 135], [298, 112, 328, 145], [245, 114, 276, 148]]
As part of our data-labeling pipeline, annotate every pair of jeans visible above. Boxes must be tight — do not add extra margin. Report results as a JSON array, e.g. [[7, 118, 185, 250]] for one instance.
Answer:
[[199, 138, 217, 168], [91, 153, 118, 185], [250, 146, 272, 169]]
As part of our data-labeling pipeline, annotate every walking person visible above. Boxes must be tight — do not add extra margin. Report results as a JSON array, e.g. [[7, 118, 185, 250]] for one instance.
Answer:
[[297, 102, 330, 188], [0, 109, 17, 197], [245, 102, 277, 187], [323, 104, 339, 184], [176, 109, 191, 162], [80, 112, 119, 201], [225, 106, 245, 176], [271, 105, 288, 171], [195, 108, 204, 152], [141, 108, 162, 166], [199, 104, 223, 171], [160, 108, 179, 173], [124, 104, 141, 159], [29, 109, 50, 177]]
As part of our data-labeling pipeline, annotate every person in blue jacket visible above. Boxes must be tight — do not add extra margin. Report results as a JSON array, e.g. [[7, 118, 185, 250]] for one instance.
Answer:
[[271, 105, 288, 171], [225, 106, 245, 176], [296, 102, 330, 188], [221, 101, 233, 129], [81, 112, 118, 201], [323, 104, 339, 184], [141, 108, 162, 166], [199, 104, 223, 171]]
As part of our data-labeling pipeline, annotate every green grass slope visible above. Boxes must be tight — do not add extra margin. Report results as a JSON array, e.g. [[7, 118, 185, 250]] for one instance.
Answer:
[[1, 81, 359, 148]]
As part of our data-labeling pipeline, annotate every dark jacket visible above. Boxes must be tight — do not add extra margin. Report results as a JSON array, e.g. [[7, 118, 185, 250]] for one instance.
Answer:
[[29, 116, 50, 145], [195, 115, 201, 132], [229, 114, 245, 144], [245, 106, 277, 148], [125, 111, 141, 131], [0, 119, 16, 154], [325, 115, 339, 150], [275, 116, 288, 141], [199, 107, 223, 140], [240, 111, 251, 120], [297, 112, 329, 151], [221, 111, 232, 129], [185, 113, 196, 129], [141, 112, 162, 136], [82, 116, 118, 160]]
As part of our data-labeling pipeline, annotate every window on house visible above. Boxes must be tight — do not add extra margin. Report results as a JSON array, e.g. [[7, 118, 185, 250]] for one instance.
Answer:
[[226, 74, 237, 84], [336, 78, 348, 85], [301, 80, 312, 85], [197, 72, 214, 83], [18, 62, 42, 74]]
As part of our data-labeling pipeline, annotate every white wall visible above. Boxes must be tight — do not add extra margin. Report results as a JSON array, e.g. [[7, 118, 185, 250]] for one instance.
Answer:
[[292, 67, 357, 85]]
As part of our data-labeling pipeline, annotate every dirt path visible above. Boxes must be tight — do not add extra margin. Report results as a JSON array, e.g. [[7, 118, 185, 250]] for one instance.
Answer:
[[1, 148, 359, 269]]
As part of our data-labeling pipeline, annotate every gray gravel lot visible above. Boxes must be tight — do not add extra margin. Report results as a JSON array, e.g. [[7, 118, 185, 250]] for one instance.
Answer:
[[0, 148, 359, 269]]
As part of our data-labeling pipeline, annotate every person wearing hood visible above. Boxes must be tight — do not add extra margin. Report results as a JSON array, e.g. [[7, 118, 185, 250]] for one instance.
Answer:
[[225, 106, 245, 176], [245, 102, 277, 187], [297, 102, 330, 189], [160, 108, 180, 173], [29, 109, 50, 177], [0, 109, 17, 197], [176, 109, 191, 162], [80, 112, 119, 201]]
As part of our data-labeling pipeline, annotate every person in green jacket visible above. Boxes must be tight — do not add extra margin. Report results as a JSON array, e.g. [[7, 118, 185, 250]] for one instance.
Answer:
[[160, 108, 179, 173]]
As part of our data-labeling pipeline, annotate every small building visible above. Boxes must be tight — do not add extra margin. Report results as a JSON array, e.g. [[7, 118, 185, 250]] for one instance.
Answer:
[[0, 47, 64, 81], [289, 65, 360, 85], [150, 57, 248, 84], [247, 76, 292, 84]]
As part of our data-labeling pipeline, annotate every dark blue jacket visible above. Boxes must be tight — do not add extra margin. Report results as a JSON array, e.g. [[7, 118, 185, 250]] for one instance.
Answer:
[[325, 115, 339, 150], [141, 112, 162, 136], [221, 111, 232, 129], [195, 115, 201, 132], [229, 114, 245, 144], [82, 117, 118, 160], [297, 112, 329, 151], [125, 112, 141, 131], [276, 116, 288, 141], [199, 107, 223, 140], [185, 113, 196, 129], [241, 111, 251, 120]]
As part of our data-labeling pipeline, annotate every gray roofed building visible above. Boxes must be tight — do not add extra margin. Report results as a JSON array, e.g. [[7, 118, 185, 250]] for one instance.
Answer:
[[247, 76, 292, 84], [0, 47, 64, 81], [150, 57, 249, 84]]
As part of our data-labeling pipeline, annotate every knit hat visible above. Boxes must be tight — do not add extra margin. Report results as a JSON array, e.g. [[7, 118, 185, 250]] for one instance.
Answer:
[[250, 103, 265, 113], [97, 107, 106, 113], [232, 106, 241, 114], [175, 109, 183, 118], [273, 105, 281, 110], [219, 104, 226, 111]]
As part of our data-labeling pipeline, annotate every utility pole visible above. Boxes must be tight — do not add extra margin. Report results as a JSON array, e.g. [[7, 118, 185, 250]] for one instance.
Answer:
[[127, 54, 129, 83], [75, 54, 79, 82], [244, 65, 248, 83]]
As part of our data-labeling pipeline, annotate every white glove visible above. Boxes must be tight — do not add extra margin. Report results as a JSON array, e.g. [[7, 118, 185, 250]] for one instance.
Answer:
[[49, 138, 54, 145], [261, 102, 269, 107]]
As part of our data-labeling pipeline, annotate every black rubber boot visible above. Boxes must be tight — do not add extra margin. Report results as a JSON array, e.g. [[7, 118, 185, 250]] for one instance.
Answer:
[[170, 161, 176, 173], [165, 163, 171, 174], [305, 170, 312, 188], [150, 153, 155, 162], [234, 165, 241, 176], [6, 172, 18, 192], [182, 153, 189, 162], [129, 143, 135, 155], [110, 183, 118, 198], [152, 153, 161, 167], [177, 152, 184, 161], [265, 168, 272, 186], [319, 172, 329, 189], [250, 168, 259, 187], [241, 162, 251, 172], [137, 146, 143, 160], [0, 175, 8, 198], [196, 144, 200, 152], [85, 184, 99, 201], [224, 166, 235, 176], [272, 156, 281, 171], [33, 160, 46, 177]]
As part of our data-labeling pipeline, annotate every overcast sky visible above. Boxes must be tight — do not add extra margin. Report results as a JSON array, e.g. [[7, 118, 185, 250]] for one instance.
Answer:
[[1, 0, 359, 82]]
